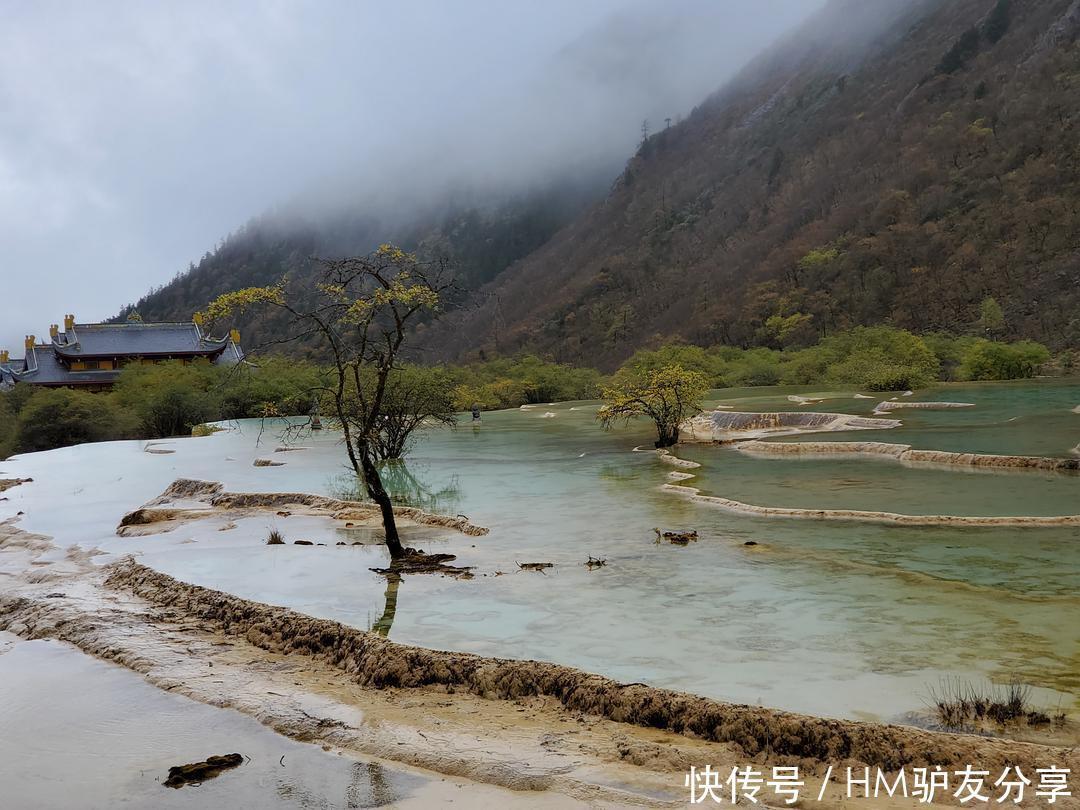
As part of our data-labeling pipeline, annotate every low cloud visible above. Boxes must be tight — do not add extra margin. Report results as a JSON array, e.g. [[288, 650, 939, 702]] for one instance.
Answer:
[[0, 0, 821, 352]]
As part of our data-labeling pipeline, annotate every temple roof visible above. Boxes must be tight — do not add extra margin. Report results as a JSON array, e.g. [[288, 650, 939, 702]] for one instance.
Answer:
[[52, 322, 232, 359], [1, 321, 243, 388], [4, 344, 121, 386]]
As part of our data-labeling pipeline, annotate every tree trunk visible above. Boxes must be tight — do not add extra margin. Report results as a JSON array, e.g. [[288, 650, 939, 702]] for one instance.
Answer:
[[359, 445, 405, 558], [655, 423, 679, 448]]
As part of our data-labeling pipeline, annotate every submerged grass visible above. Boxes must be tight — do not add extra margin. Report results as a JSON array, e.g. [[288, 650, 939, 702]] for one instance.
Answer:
[[925, 677, 1067, 730]]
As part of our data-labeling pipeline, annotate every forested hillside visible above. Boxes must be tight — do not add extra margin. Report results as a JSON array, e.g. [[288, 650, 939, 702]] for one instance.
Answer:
[[120, 0, 1080, 368], [115, 173, 610, 358], [430, 0, 1080, 366]]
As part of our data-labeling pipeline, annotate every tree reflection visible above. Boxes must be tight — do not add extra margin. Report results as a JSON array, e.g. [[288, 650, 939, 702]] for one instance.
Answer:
[[370, 568, 401, 637], [380, 460, 461, 514], [330, 460, 462, 516]]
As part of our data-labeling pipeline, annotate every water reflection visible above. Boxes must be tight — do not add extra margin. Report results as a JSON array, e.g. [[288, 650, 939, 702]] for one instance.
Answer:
[[278, 760, 400, 808], [328, 460, 462, 516], [370, 570, 401, 637], [0, 638, 427, 809], [381, 460, 462, 515]]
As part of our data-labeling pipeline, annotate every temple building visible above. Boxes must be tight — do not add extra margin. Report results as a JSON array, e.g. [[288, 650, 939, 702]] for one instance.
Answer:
[[0, 314, 243, 391]]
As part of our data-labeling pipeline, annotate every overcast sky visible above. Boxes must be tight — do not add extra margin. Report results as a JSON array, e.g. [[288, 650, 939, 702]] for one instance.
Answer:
[[0, 0, 821, 353]]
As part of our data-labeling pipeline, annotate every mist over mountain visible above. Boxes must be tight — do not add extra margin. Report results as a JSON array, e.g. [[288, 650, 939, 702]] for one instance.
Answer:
[[88, 1, 816, 352], [108, 0, 1080, 369], [426, 0, 1080, 367]]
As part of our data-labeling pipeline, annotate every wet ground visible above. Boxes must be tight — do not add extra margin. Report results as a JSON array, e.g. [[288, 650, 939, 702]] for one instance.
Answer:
[[0, 632, 594, 809]]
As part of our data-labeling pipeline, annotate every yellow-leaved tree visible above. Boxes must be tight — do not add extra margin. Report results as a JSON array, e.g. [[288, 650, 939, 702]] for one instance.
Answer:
[[597, 364, 708, 448], [198, 245, 455, 559]]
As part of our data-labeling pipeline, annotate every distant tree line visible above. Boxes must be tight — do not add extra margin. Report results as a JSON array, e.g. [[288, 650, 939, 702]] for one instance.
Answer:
[[0, 325, 1068, 461]]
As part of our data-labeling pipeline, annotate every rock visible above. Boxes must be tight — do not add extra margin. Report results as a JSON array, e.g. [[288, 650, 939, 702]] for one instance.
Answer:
[[293, 540, 313, 546], [253, 459, 284, 467], [517, 562, 554, 572], [164, 753, 243, 788], [0, 478, 33, 493], [655, 529, 698, 545]]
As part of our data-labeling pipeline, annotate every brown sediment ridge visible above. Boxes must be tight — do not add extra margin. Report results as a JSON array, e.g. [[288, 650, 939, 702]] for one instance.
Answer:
[[736, 440, 1080, 472], [662, 481, 1080, 527], [117, 479, 488, 537], [873, 401, 975, 412], [0, 478, 32, 493], [681, 411, 900, 442], [657, 451, 1080, 526], [99, 558, 1067, 772]]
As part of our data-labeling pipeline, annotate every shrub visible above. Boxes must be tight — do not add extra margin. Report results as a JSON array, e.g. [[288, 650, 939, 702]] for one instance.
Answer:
[[780, 345, 837, 385], [217, 357, 326, 419], [448, 356, 601, 410], [0, 393, 16, 459], [724, 348, 783, 387], [621, 344, 724, 386], [821, 327, 940, 390], [114, 361, 220, 438], [958, 339, 1050, 380], [15, 388, 133, 452]]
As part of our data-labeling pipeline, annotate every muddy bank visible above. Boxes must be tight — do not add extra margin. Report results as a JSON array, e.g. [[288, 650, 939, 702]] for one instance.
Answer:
[[681, 411, 900, 442], [736, 440, 1080, 472], [92, 558, 1069, 773], [0, 519, 52, 554], [0, 571, 680, 804], [0, 478, 32, 494], [117, 479, 488, 538]]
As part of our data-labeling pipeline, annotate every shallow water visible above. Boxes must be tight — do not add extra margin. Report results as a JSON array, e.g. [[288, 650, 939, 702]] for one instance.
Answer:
[[0, 634, 449, 809], [2, 380, 1078, 724]]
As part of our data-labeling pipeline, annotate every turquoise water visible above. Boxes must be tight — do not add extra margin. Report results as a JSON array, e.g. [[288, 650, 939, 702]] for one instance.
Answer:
[[2, 380, 1078, 723]]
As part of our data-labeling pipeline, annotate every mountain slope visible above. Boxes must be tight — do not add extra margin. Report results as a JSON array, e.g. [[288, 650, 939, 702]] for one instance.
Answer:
[[115, 172, 610, 358], [429, 0, 1080, 367], [114, 0, 814, 357]]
